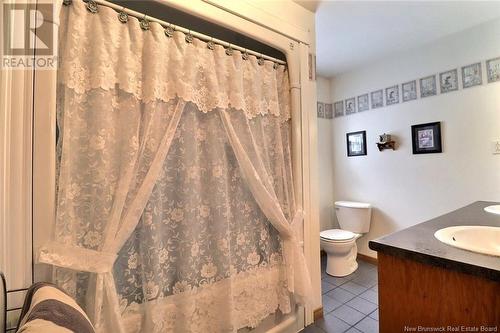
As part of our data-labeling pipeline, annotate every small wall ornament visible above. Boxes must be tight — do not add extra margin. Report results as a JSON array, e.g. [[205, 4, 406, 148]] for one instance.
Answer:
[[376, 133, 396, 151]]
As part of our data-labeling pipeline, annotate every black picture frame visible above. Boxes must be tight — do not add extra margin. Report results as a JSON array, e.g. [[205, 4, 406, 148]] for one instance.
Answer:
[[346, 131, 367, 157], [411, 122, 442, 154]]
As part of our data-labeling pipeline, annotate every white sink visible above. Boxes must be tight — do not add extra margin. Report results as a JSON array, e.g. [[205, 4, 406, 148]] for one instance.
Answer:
[[484, 205, 500, 215], [434, 226, 500, 257]]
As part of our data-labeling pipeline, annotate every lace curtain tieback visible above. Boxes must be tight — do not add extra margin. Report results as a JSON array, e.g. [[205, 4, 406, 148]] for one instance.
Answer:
[[38, 241, 117, 274]]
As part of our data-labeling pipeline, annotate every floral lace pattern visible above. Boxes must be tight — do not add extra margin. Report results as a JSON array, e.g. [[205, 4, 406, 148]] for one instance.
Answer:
[[113, 106, 286, 308], [58, 1, 291, 121], [41, 86, 302, 332], [38, 2, 312, 332], [119, 265, 291, 333]]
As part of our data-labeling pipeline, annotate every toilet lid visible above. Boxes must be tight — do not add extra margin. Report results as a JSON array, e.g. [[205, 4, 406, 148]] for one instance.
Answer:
[[320, 229, 355, 241], [335, 201, 371, 209]]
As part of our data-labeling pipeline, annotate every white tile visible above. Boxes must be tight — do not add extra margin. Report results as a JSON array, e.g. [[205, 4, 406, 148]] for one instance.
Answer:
[[369, 308, 379, 321], [322, 280, 336, 294], [355, 316, 379, 333], [326, 287, 356, 303], [315, 313, 351, 333], [351, 275, 377, 288], [331, 305, 365, 326], [323, 295, 344, 313], [358, 289, 378, 304], [346, 297, 378, 315], [340, 281, 368, 295], [345, 327, 362, 333], [324, 275, 350, 286]]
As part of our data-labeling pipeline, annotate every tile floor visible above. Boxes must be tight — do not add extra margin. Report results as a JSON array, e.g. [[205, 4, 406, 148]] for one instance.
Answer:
[[301, 255, 379, 333]]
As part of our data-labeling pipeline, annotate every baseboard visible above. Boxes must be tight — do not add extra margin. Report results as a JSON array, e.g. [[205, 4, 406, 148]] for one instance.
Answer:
[[357, 253, 378, 265], [313, 307, 323, 321], [321, 250, 377, 266]]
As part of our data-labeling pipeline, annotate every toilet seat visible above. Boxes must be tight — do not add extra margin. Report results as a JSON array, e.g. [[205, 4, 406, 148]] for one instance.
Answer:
[[320, 229, 356, 242]]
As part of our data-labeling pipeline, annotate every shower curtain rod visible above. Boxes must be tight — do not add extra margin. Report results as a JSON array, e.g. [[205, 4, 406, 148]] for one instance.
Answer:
[[81, 0, 287, 65]]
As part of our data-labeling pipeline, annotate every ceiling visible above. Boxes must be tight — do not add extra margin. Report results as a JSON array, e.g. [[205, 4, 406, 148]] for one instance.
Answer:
[[316, 1, 500, 78]]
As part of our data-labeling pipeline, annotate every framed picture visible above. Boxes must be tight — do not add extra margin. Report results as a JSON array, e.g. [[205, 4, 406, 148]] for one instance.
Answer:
[[346, 131, 367, 157], [486, 57, 500, 83], [345, 97, 356, 115], [371, 89, 383, 109], [357, 94, 369, 112], [462, 62, 482, 88], [420, 75, 437, 98], [439, 69, 458, 93], [317, 102, 325, 118], [411, 122, 442, 154], [385, 85, 399, 105], [402, 80, 417, 102], [334, 101, 344, 117], [324, 103, 333, 119]]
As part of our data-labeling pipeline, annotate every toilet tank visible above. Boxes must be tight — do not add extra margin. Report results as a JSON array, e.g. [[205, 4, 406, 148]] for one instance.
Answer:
[[334, 201, 372, 233]]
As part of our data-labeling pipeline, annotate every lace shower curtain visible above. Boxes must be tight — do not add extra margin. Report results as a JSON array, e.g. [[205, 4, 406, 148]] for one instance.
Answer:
[[37, 1, 311, 332]]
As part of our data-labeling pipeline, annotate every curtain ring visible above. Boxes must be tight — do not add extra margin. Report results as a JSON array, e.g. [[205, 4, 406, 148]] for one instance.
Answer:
[[273, 62, 279, 70], [225, 43, 234, 56], [185, 30, 194, 43], [164, 24, 174, 38], [140, 14, 150, 30], [242, 49, 249, 60], [86, 0, 98, 13], [258, 54, 264, 66], [62, 0, 72, 6], [207, 37, 215, 50], [117, 7, 128, 23]]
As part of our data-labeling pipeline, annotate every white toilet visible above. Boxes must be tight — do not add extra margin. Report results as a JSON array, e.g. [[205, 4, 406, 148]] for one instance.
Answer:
[[320, 201, 372, 277]]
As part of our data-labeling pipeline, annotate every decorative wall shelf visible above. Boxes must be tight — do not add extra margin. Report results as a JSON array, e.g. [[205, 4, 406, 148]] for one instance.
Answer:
[[377, 141, 396, 151]]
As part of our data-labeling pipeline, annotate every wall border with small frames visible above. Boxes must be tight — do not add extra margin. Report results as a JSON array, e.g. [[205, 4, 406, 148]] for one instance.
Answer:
[[316, 56, 500, 119]]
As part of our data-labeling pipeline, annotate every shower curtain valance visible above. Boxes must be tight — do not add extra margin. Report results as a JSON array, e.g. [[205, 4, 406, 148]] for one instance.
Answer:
[[59, 1, 291, 121]]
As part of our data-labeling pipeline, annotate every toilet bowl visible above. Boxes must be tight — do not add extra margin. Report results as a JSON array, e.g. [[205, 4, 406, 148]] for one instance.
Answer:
[[320, 229, 361, 276], [321, 201, 372, 277]]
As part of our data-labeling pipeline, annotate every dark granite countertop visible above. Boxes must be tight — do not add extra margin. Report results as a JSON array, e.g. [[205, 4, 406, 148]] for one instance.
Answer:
[[369, 201, 500, 281]]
